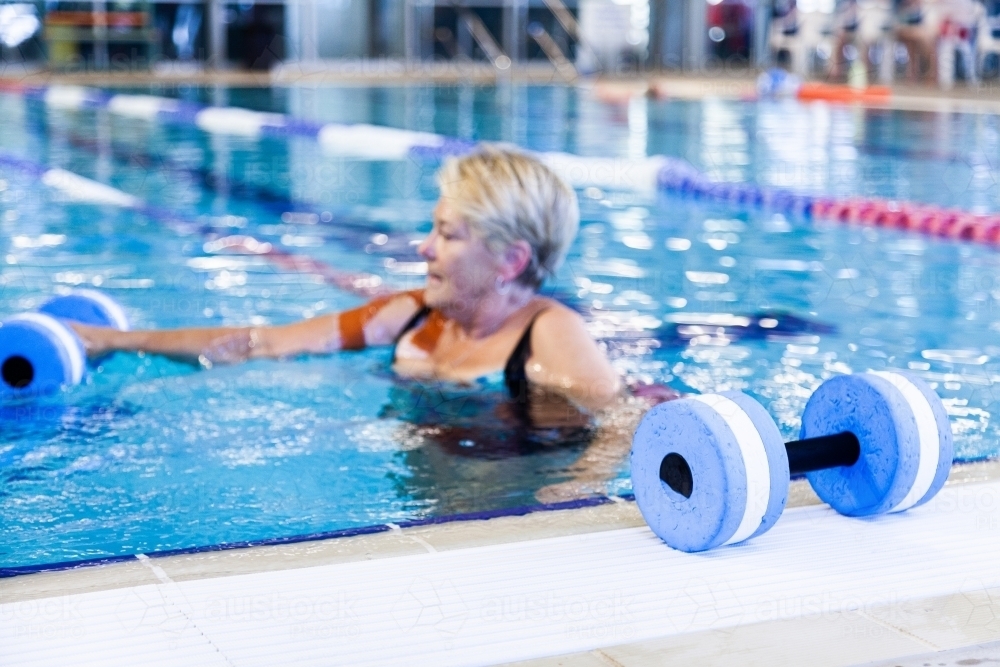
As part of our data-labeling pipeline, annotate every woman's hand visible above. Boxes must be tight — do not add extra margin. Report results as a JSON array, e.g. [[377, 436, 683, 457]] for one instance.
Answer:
[[628, 382, 681, 406], [68, 322, 119, 358]]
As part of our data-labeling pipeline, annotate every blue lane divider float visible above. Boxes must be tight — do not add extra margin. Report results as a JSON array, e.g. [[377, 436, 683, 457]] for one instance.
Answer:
[[11, 84, 685, 191], [630, 370, 954, 552], [18, 84, 476, 161], [0, 291, 130, 398], [0, 149, 401, 299]]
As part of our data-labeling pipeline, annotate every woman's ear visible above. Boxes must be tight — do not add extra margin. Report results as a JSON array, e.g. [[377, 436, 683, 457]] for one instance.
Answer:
[[501, 240, 533, 282]]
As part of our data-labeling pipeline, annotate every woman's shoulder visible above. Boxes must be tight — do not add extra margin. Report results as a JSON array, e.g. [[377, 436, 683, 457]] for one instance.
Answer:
[[530, 296, 587, 330], [522, 296, 621, 412], [524, 297, 596, 353]]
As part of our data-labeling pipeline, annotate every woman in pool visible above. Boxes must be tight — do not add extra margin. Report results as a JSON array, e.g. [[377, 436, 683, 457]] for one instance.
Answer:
[[73, 146, 672, 501]]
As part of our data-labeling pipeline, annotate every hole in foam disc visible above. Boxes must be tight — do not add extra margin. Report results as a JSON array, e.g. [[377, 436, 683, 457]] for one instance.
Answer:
[[2, 355, 34, 388], [660, 452, 693, 498]]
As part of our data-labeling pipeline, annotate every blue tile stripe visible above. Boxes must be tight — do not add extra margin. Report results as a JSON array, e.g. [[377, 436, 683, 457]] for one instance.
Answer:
[[0, 495, 626, 578]]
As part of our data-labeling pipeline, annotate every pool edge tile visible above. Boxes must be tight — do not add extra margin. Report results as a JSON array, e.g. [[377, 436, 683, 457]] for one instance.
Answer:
[[0, 559, 160, 605], [3, 461, 996, 605]]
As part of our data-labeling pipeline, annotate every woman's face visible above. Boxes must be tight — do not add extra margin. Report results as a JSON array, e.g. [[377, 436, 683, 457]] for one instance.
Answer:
[[418, 199, 501, 314]]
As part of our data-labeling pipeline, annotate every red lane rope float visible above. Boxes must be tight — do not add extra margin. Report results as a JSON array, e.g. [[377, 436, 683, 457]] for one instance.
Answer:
[[810, 197, 1000, 243], [0, 81, 27, 94], [659, 162, 1000, 248]]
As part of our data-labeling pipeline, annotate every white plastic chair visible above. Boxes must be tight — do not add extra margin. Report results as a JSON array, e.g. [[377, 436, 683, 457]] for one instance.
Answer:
[[771, 9, 833, 77], [827, 0, 893, 82], [852, 0, 897, 82]]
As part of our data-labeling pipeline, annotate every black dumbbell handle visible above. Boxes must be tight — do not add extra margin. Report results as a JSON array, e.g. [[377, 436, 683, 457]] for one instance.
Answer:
[[659, 430, 863, 499], [786, 431, 860, 476]]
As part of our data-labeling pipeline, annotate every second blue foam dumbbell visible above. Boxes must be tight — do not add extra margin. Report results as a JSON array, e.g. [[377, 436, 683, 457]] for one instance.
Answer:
[[630, 371, 954, 552], [0, 289, 130, 397]]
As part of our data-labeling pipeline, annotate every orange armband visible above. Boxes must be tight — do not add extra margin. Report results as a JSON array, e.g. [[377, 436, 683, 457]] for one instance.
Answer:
[[338, 290, 424, 351]]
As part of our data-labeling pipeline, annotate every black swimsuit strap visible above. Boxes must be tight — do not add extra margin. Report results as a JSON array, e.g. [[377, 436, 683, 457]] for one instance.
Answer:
[[392, 304, 547, 403], [503, 309, 547, 404], [391, 305, 432, 364]]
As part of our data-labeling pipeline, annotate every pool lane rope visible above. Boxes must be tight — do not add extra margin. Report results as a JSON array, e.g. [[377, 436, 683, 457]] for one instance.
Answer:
[[0, 152, 393, 301], [4, 83, 999, 247]]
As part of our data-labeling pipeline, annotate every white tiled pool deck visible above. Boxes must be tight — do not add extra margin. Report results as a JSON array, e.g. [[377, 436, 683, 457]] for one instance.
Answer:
[[4, 464, 1000, 666]]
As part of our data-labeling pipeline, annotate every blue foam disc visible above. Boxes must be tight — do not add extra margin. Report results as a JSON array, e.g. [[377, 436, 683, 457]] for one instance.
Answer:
[[631, 391, 788, 552], [723, 391, 791, 540], [0, 313, 86, 397], [39, 290, 130, 331], [871, 371, 953, 512], [801, 372, 943, 516]]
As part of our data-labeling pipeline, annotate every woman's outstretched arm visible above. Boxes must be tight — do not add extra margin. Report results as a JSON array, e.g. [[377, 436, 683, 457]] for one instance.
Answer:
[[70, 316, 339, 365], [70, 291, 424, 365]]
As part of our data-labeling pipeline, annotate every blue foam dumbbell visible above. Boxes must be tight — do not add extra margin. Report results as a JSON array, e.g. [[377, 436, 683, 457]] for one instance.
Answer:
[[38, 289, 131, 331], [631, 371, 954, 552], [0, 290, 129, 397]]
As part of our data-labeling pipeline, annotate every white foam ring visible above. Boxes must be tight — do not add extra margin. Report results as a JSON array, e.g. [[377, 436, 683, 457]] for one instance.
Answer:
[[690, 394, 771, 545], [871, 371, 941, 512], [107, 94, 179, 121], [195, 107, 286, 137], [7, 313, 85, 384], [317, 123, 445, 160], [540, 153, 667, 192], [41, 169, 140, 208], [72, 289, 131, 331], [43, 85, 93, 109]]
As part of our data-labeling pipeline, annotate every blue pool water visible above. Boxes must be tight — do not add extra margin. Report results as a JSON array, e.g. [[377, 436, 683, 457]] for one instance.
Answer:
[[2, 85, 1000, 568]]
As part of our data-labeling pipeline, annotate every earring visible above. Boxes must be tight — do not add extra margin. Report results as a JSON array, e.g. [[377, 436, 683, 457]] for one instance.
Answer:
[[495, 275, 510, 295]]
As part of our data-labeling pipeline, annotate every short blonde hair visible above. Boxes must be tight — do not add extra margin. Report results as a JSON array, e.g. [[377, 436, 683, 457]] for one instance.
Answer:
[[437, 145, 580, 290]]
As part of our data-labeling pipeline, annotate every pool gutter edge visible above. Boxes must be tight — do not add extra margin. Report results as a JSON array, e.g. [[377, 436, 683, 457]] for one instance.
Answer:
[[4, 459, 999, 605]]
